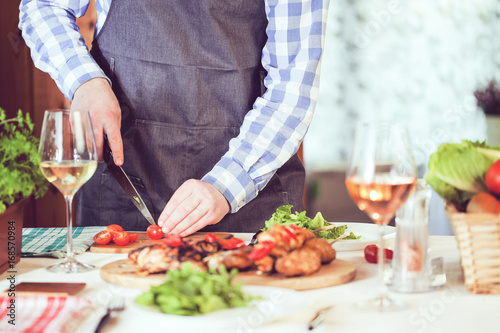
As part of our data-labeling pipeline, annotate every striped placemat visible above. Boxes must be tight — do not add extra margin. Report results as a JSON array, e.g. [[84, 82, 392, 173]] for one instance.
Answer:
[[21, 227, 105, 258]]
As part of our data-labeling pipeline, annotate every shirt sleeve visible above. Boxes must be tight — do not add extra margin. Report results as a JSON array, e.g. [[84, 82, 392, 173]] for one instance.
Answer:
[[18, 0, 109, 100], [202, 0, 330, 213]]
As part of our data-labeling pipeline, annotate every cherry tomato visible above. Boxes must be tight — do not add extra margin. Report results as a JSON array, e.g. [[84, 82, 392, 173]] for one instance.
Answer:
[[147, 225, 164, 240], [113, 231, 131, 246], [204, 233, 218, 243], [486, 160, 500, 196], [93, 230, 112, 245], [364, 244, 378, 263], [249, 241, 275, 260], [364, 244, 393, 264], [163, 234, 184, 247], [129, 233, 139, 243]]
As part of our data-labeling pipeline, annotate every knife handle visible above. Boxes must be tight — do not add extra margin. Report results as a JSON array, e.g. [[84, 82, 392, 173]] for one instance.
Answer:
[[103, 134, 113, 164]]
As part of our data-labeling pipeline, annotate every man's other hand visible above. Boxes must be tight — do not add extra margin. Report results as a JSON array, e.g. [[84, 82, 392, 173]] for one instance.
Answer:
[[158, 180, 230, 236]]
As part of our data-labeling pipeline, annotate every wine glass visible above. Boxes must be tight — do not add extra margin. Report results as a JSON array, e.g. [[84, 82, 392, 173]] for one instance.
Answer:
[[345, 122, 417, 311], [38, 109, 98, 273]]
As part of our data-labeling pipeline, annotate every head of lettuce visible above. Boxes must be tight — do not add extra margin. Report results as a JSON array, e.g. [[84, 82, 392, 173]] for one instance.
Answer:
[[425, 140, 500, 210]]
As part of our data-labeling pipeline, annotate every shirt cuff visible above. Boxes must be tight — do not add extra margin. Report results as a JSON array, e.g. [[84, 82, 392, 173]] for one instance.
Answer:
[[55, 53, 110, 100], [201, 157, 259, 214]]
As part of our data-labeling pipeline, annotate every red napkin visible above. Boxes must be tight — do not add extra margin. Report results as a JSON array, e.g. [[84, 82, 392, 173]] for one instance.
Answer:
[[0, 296, 92, 333]]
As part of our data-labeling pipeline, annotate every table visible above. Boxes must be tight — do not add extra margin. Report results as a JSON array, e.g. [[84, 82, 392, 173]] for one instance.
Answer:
[[1, 235, 499, 333]]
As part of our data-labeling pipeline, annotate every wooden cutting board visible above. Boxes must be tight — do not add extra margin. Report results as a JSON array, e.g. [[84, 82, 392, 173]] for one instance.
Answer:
[[90, 232, 231, 253], [2, 282, 86, 296], [100, 259, 356, 291]]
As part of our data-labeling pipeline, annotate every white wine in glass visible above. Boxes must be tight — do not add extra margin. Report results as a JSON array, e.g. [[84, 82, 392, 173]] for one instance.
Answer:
[[345, 122, 417, 311], [39, 109, 97, 273]]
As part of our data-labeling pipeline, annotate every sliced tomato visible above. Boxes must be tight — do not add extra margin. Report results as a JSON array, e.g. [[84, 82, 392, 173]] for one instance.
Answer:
[[106, 224, 124, 233], [163, 234, 183, 247], [129, 233, 139, 243], [106, 224, 124, 241], [219, 237, 245, 250], [147, 225, 164, 240], [204, 233, 218, 243], [93, 230, 112, 245], [113, 231, 131, 246], [249, 241, 275, 260]]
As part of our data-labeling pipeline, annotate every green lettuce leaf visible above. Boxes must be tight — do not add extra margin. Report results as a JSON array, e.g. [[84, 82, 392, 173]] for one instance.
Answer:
[[424, 140, 500, 208], [263, 205, 361, 241]]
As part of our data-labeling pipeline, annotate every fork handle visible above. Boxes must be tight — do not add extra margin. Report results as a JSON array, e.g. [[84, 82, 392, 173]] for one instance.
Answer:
[[94, 311, 111, 333]]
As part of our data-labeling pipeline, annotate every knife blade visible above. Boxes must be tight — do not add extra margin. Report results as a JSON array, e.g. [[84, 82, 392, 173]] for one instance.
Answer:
[[103, 137, 156, 225]]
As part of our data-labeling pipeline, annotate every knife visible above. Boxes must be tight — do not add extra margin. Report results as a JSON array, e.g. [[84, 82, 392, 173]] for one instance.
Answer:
[[103, 136, 156, 225], [308, 306, 333, 330]]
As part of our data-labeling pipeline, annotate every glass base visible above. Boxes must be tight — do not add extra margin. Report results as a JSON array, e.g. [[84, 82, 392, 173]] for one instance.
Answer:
[[46, 257, 95, 274], [356, 294, 405, 312]]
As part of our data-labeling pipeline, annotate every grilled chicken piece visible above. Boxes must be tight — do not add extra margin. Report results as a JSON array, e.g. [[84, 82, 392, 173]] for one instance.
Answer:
[[303, 238, 336, 264], [275, 246, 322, 277], [132, 244, 176, 276], [257, 224, 315, 257], [129, 243, 207, 276], [204, 246, 254, 271], [254, 255, 274, 273], [188, 240, 222, 254]]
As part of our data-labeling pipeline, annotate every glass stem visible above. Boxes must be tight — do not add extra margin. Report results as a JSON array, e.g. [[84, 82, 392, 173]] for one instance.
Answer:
[[378, 224, 387, 299], [64, 194, 75, 261]]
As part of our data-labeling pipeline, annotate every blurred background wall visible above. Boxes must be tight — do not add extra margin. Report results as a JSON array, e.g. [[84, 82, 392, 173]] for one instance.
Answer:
[[304, 0, 500, 234]]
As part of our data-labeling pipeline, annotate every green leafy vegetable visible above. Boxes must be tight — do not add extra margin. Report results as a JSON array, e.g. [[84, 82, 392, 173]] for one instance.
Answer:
[[424, 140, 500, 210], [0, 108, 48, 213], [135, 263, 258, 316], [263, 205, 361, 241]]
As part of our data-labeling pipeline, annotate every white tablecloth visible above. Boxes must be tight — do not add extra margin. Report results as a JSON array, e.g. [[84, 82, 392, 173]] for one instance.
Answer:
[[1, 235, 499, 333]]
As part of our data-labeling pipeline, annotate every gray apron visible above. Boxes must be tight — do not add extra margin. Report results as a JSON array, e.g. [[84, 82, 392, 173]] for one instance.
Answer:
[[75, 0, 305, 232]]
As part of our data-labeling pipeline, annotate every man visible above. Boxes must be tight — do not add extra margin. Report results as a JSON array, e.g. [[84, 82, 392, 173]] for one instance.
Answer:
[[19, 0, 329, 235]]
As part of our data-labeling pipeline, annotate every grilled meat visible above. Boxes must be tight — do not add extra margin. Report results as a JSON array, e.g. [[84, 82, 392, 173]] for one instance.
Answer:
[[303, 238, 336, 264], [275, 246, 322, 277], [204, 246, 254, 271], [251, 225, 336, 276], [254, 255, 274, 273], [130, 244, 176, 276], [188, 239, 222, 254], [129, 243, 207, 276], [257, 224, 315, 257], [127, 226, 336, 278]]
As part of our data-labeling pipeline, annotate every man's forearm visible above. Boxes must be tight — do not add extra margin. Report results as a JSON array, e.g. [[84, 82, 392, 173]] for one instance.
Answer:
[[19, 0, 108, 100]]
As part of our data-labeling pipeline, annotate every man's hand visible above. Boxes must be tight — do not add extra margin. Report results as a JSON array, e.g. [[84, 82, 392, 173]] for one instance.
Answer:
[[71, 78, 123, 165], [158, 179, 230, 236]]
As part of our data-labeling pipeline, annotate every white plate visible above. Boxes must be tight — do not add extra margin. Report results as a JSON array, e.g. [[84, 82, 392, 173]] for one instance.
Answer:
[[330, 222, 396, 252], [131, 285, 309, 330]]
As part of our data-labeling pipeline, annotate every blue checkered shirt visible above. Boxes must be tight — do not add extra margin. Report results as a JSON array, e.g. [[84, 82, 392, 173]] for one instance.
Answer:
[[19, 0, 329, 213]]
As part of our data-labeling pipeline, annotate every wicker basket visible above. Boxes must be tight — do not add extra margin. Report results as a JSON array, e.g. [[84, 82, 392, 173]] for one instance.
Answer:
[[445, 204, 500, 294]]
